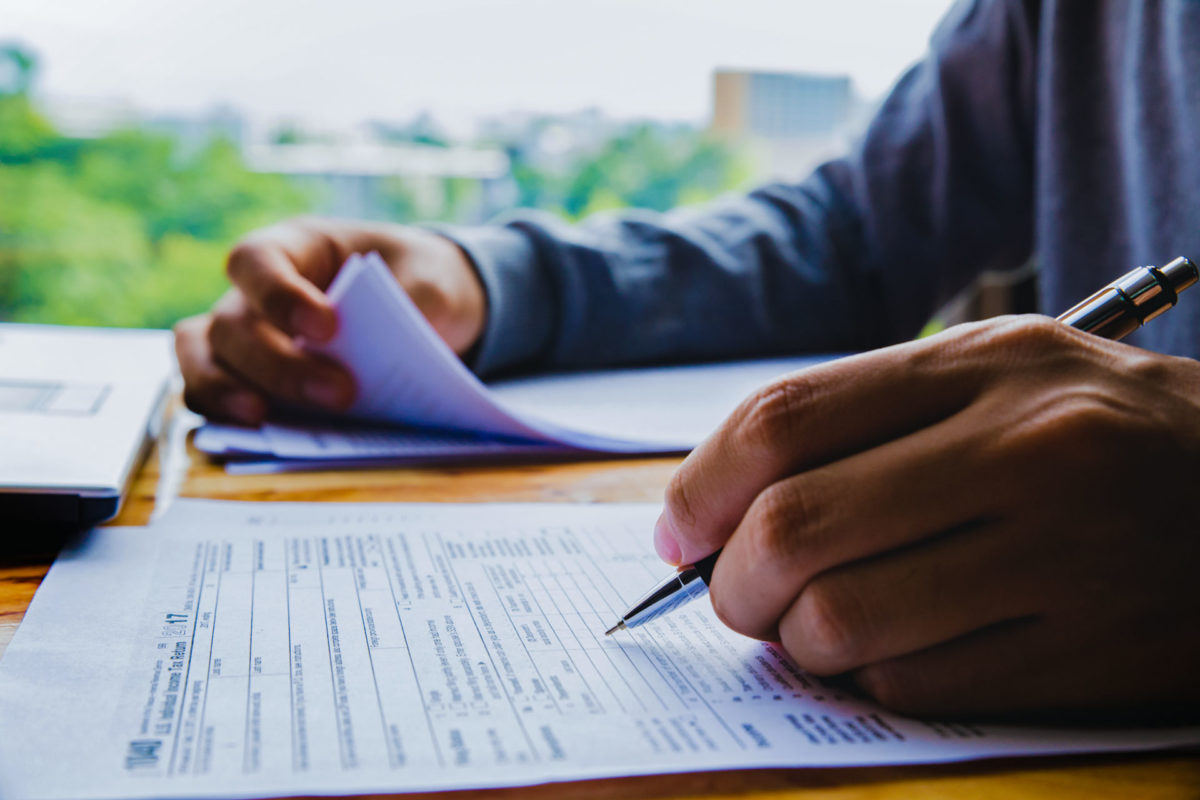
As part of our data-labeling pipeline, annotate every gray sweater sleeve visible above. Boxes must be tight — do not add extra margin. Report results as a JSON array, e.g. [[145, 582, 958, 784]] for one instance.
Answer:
[[444, 0, 1039, 378]]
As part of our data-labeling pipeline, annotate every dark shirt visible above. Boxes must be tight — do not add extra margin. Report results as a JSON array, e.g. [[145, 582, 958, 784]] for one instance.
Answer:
[[443, 0, 1200, 377]]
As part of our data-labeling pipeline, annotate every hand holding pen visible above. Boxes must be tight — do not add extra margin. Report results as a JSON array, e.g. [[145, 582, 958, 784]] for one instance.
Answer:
[[609, 258, 1200, 718]]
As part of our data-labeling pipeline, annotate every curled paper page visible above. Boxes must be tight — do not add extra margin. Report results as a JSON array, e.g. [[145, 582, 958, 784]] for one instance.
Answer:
[[310, 252, 828, 452]]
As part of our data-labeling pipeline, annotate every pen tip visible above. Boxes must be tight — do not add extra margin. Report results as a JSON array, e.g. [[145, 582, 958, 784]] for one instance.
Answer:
[[604, 621, 625, 636]]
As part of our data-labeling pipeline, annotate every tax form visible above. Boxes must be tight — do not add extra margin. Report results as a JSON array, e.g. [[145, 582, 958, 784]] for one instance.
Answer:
[[2, 500, 1199, 800]]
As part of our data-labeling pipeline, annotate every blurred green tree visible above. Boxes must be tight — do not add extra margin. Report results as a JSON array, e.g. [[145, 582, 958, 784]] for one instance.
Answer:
[[0, 43, 309, 328], [507, 123, 752, 221], [0, 43, 751, 330]]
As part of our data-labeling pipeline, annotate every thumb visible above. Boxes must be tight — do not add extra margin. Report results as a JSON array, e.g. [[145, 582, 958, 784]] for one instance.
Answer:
[[655, 409, 775, 567]]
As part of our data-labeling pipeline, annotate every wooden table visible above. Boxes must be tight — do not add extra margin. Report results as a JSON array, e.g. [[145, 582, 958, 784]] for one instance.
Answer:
[[2, 413, 1198, 800]]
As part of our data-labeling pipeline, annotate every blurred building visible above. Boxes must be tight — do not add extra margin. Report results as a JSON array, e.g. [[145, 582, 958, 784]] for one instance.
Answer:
[[475, 107, 622, 172], [243, 140, 512, 222], [143, 106, 247, 155], [41, 100, 247, 155], [711, 69, 863, 181]]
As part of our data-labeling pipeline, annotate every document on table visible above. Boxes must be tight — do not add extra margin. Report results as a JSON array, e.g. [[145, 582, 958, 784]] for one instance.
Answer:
[[195, 354, 827, 472], [195, 419, 567, 474], [4, 501, 1198, 800], [194, 251, 836, 468]]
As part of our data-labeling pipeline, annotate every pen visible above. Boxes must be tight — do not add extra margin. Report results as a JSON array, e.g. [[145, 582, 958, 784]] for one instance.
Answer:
[[604, 256, 1200, 636]]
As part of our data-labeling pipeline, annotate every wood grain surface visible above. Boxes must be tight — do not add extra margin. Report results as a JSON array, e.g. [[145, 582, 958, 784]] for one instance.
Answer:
[[2, 409, 1198, 799]]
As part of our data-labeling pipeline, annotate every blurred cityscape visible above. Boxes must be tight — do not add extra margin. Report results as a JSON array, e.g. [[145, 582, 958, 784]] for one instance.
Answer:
[[0, 42, 870, 328]]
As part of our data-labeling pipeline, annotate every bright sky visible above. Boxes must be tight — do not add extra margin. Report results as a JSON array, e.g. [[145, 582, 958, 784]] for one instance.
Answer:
[[4, 0, 956, 132]]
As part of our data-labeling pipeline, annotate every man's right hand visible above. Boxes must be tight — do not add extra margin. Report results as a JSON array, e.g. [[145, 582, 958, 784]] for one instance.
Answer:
[[174, 217, 487, 425]]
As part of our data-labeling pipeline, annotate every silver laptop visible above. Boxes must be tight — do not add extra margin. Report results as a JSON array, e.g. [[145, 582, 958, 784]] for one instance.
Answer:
[[0, 324, 173, 529]]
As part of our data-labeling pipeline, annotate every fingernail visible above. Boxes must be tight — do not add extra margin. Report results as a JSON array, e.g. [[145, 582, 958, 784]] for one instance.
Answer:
[[653, 512, 683, 566], [302, 378, 350, 409], [223, 391, 264, 424], [293, 306, 335, 341]]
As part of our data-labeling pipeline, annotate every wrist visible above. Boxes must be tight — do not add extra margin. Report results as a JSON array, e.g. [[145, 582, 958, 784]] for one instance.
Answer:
[[431, 234, 488, 356], [345, 222, 488, 357], [428, 224, 554, 377]]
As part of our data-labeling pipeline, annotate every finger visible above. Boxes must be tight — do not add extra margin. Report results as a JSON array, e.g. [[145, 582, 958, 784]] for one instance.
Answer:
[[225, 225, 341, 342], [851, 618, 1068, 717], [173, 315, 267, 424], [776, 520, 1043, 675], [657, 335, 978, 564], [208, 306, 355, 410], [858, 607, 1200, 718], [656, 316, 1068, 565], [707, 405, 1005, 640]]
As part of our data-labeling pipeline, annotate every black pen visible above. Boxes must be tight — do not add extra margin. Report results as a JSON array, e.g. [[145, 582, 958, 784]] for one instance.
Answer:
[[604, 256, 1200, 636]]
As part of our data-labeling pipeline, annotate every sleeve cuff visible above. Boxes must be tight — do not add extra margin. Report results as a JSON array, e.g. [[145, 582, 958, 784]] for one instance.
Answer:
[[428, 224, 554, 378]]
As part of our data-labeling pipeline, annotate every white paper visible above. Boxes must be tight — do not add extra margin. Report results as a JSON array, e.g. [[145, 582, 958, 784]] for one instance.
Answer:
[[195, 354, 827, 468], [2, 500, 1198, 800], [486, 357, 828, 448], [307, 252, 830, 452], [196, 421, 564, 461], [261, 420, 563, 460], [193, 423, 276, 457], [194, 420, 570, 474]]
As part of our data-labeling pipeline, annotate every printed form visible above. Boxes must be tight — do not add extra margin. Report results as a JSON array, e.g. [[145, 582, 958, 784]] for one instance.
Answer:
[[2, 500, 1198, 800]]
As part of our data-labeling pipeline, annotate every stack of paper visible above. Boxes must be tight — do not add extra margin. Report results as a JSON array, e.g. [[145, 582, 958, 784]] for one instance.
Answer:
[[196, 252, 835, 472]]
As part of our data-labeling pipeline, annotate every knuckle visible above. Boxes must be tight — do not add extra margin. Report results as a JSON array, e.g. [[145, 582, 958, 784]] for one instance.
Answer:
[[663, 469, 700, 533], [1051, 395, 1128, 440], [290, 214, 325, 231], [206, 309, 240, 354], [291, 217, 341, 261], [260, 283, 298, 324], [739, 377, 811, 450], [947, 315, 1067, 366], [1126, 349, 1176, 385], [172, 315, 207, 353], [987, 314, 1073, 361], [790, 579, 865, 673], [707, 585, 750, 638], [999, 314, 1067, 345], [407, 281, 451, 326], [744, 480, 824, 566], [854, 663, 926, 714], [172, 314, 201, 338], [180, 383, 215, 415], [706, 558, 779, 642], [224, 241, 258, 282], [1000, 390, 1132, 465]]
